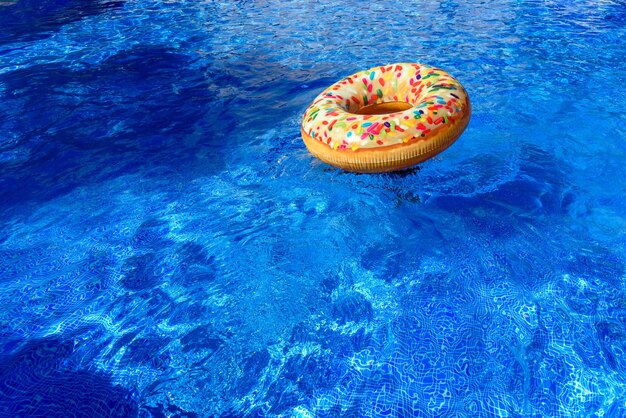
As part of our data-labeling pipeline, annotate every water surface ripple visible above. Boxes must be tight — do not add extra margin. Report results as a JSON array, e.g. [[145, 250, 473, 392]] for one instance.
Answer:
[[1, 0, 626, 416]]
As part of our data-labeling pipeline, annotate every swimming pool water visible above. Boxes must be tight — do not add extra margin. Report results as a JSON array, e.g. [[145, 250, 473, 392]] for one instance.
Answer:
[[1, 0, 625, 416]]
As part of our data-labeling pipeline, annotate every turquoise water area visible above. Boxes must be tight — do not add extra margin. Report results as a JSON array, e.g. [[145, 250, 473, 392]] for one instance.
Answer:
[[1, 0, 626, 416]]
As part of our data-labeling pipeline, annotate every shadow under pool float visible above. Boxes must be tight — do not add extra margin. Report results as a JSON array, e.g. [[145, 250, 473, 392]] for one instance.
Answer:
[[301, 63, 471, 173]]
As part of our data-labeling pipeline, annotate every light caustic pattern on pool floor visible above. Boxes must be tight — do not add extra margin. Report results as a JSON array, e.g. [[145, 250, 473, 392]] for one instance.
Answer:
[[1, 0, 626, 417]]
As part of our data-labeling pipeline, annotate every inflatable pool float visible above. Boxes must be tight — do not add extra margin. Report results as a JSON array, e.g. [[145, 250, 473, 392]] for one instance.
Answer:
[[301, 63, 471, 173]]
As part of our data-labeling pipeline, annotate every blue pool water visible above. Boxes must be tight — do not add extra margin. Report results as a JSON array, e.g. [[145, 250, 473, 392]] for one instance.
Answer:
[[1, 0, 626, 416]]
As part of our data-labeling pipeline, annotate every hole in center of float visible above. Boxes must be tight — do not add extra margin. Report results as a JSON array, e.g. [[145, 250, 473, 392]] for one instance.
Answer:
[[353, 101, 413, 115]]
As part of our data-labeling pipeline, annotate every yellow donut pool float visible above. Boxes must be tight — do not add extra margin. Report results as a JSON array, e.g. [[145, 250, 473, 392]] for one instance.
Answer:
[[301, 63, 471, 173]]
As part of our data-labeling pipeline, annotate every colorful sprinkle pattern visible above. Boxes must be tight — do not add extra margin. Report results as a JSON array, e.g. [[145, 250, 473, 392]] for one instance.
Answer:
[[302, 63, 469, 150]]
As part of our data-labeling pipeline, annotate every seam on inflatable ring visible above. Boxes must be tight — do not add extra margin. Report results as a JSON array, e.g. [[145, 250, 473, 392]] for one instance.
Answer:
[[302, 107, 470, 173]]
